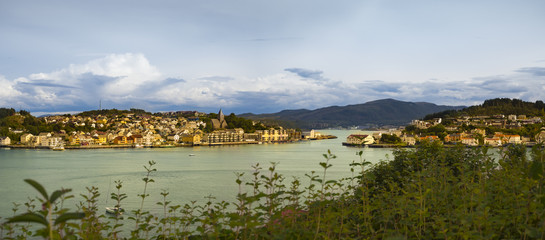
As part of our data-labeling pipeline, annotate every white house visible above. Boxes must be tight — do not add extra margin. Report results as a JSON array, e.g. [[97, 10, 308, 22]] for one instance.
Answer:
[[302, 130, 316, 139], [41, 137, 63, 147], [167, 134, 180, 142], [461, 137, 478, 146], [0, 136, 10, 145], [503, 135, 522, 144], [484, 137, 502, 146], [20, 133, 33, 144]]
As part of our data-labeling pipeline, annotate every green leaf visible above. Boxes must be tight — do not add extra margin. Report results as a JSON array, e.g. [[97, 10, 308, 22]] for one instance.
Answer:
[[54, 212, 85, 225], [325, 180, 337, 184], [49, 188, 72, 204], [5, 212, 48, 226], [24, 179, 48, 201], [528, 160, 543, 180]]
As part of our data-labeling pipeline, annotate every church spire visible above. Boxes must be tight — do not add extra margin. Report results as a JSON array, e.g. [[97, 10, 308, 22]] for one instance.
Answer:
[[218, 108, 225, 122]]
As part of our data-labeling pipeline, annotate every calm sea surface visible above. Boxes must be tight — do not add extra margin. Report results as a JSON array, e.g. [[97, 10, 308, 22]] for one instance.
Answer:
[[0, 130, 394, 218]]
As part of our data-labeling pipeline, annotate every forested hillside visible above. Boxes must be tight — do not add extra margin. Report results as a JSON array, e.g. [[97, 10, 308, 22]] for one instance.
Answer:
[[424, 98, 545, 120], [241, 99, 465, 129]]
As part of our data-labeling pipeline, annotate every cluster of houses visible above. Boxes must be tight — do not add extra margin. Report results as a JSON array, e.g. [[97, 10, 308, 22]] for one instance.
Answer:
[[345, 114, 545, 147], [0, 110, 308, 148]]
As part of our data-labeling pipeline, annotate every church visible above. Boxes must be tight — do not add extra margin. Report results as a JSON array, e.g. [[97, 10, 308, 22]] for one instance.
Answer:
[[211, 109, 228, 129]]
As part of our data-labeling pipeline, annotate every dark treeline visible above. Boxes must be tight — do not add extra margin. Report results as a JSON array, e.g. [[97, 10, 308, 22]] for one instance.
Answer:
[[424, 98, 545, 120], [77, 108, 152, 117], [0, 108, 44, 138]]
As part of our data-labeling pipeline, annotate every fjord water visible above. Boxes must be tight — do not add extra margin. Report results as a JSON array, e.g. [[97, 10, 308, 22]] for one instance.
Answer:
[[0, 130, 393, 218]]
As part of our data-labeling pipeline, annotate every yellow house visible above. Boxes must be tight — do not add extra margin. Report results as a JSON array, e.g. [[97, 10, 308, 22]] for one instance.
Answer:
[[258, 130, 270, 142], [95, 134, 107, 144], [68, 135, 81, 145], [182, 134, 202, 145], [97, 118, 108, 124]]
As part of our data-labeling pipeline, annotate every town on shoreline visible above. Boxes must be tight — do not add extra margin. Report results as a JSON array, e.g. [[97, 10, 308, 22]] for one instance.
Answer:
[[344, 113, 545, 148], [3, 98, 545, 150], [0, 109, 336, 150]]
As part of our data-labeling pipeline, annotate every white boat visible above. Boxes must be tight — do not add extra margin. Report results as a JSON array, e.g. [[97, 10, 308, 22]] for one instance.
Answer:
[[105, 207, 124, 215], [51, 145, 65, 151], [189, 154, 195, 156]]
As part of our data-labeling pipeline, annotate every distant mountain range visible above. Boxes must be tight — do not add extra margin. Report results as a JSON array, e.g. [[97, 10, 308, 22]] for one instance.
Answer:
[[240, 99, 466, 129]]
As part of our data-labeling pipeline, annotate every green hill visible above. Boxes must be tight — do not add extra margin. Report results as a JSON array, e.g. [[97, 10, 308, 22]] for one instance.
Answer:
[[240, 99, 465, 129], [424, 98, 545, 120]]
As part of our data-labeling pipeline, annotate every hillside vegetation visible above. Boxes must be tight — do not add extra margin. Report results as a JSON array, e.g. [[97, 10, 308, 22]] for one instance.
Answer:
[[424, 98, 545, 120], [241, 99, 465, 129]]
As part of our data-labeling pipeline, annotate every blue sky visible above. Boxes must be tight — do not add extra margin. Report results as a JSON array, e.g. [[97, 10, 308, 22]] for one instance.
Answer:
[[1, 0, 545, 115]]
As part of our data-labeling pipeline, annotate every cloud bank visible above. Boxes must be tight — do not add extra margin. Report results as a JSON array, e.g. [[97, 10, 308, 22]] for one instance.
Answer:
[[0, 53, 544, 115]]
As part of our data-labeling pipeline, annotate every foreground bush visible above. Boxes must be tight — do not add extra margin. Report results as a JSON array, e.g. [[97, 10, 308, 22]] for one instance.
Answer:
[[2, 142, 545, 239]]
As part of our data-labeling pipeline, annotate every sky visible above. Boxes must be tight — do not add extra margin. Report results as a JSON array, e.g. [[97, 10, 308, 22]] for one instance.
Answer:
[[1, 0, 545, 116]]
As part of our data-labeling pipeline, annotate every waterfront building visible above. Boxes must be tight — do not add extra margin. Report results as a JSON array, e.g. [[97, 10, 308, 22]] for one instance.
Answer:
[[287, 129, 302, 141], [94, 134, 108, 145], [204, 129, 244, 144], [142, 132, 155, 146], [302, 129, 316, 139], [38, 132, 52, 144], [0, 136, 10, 145], [113, 136, 128, 144], [256, 128, 289, 142], [461, 137, 478, 146], [20, 133, 33, 144], [167, 134, 180, 142], [372, 132, 382, 140], [346, 134, 375, 145], [243, 133, 260, 142], [130, 134, 144, 145], [181, 133, 202, 145], [484, 137, 502, 146], [41, 137, 63, 147], [493, 133, 522, 144]]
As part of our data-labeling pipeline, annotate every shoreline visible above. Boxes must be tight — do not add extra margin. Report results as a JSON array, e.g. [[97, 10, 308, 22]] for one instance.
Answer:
[[0, 139, 315, 150], [341, 142, 539, 148]]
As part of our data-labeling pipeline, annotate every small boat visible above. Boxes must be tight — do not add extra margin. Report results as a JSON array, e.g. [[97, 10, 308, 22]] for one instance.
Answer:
[[105, 207, 124, 215], [51, 145, 65, 151], [189, 154, 195, 156]]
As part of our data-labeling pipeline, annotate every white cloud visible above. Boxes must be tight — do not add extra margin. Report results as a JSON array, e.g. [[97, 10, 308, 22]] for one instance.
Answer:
[[1, 53, 544, 114], [0, 75, 22, 107], [28, 53, 162, 97]]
